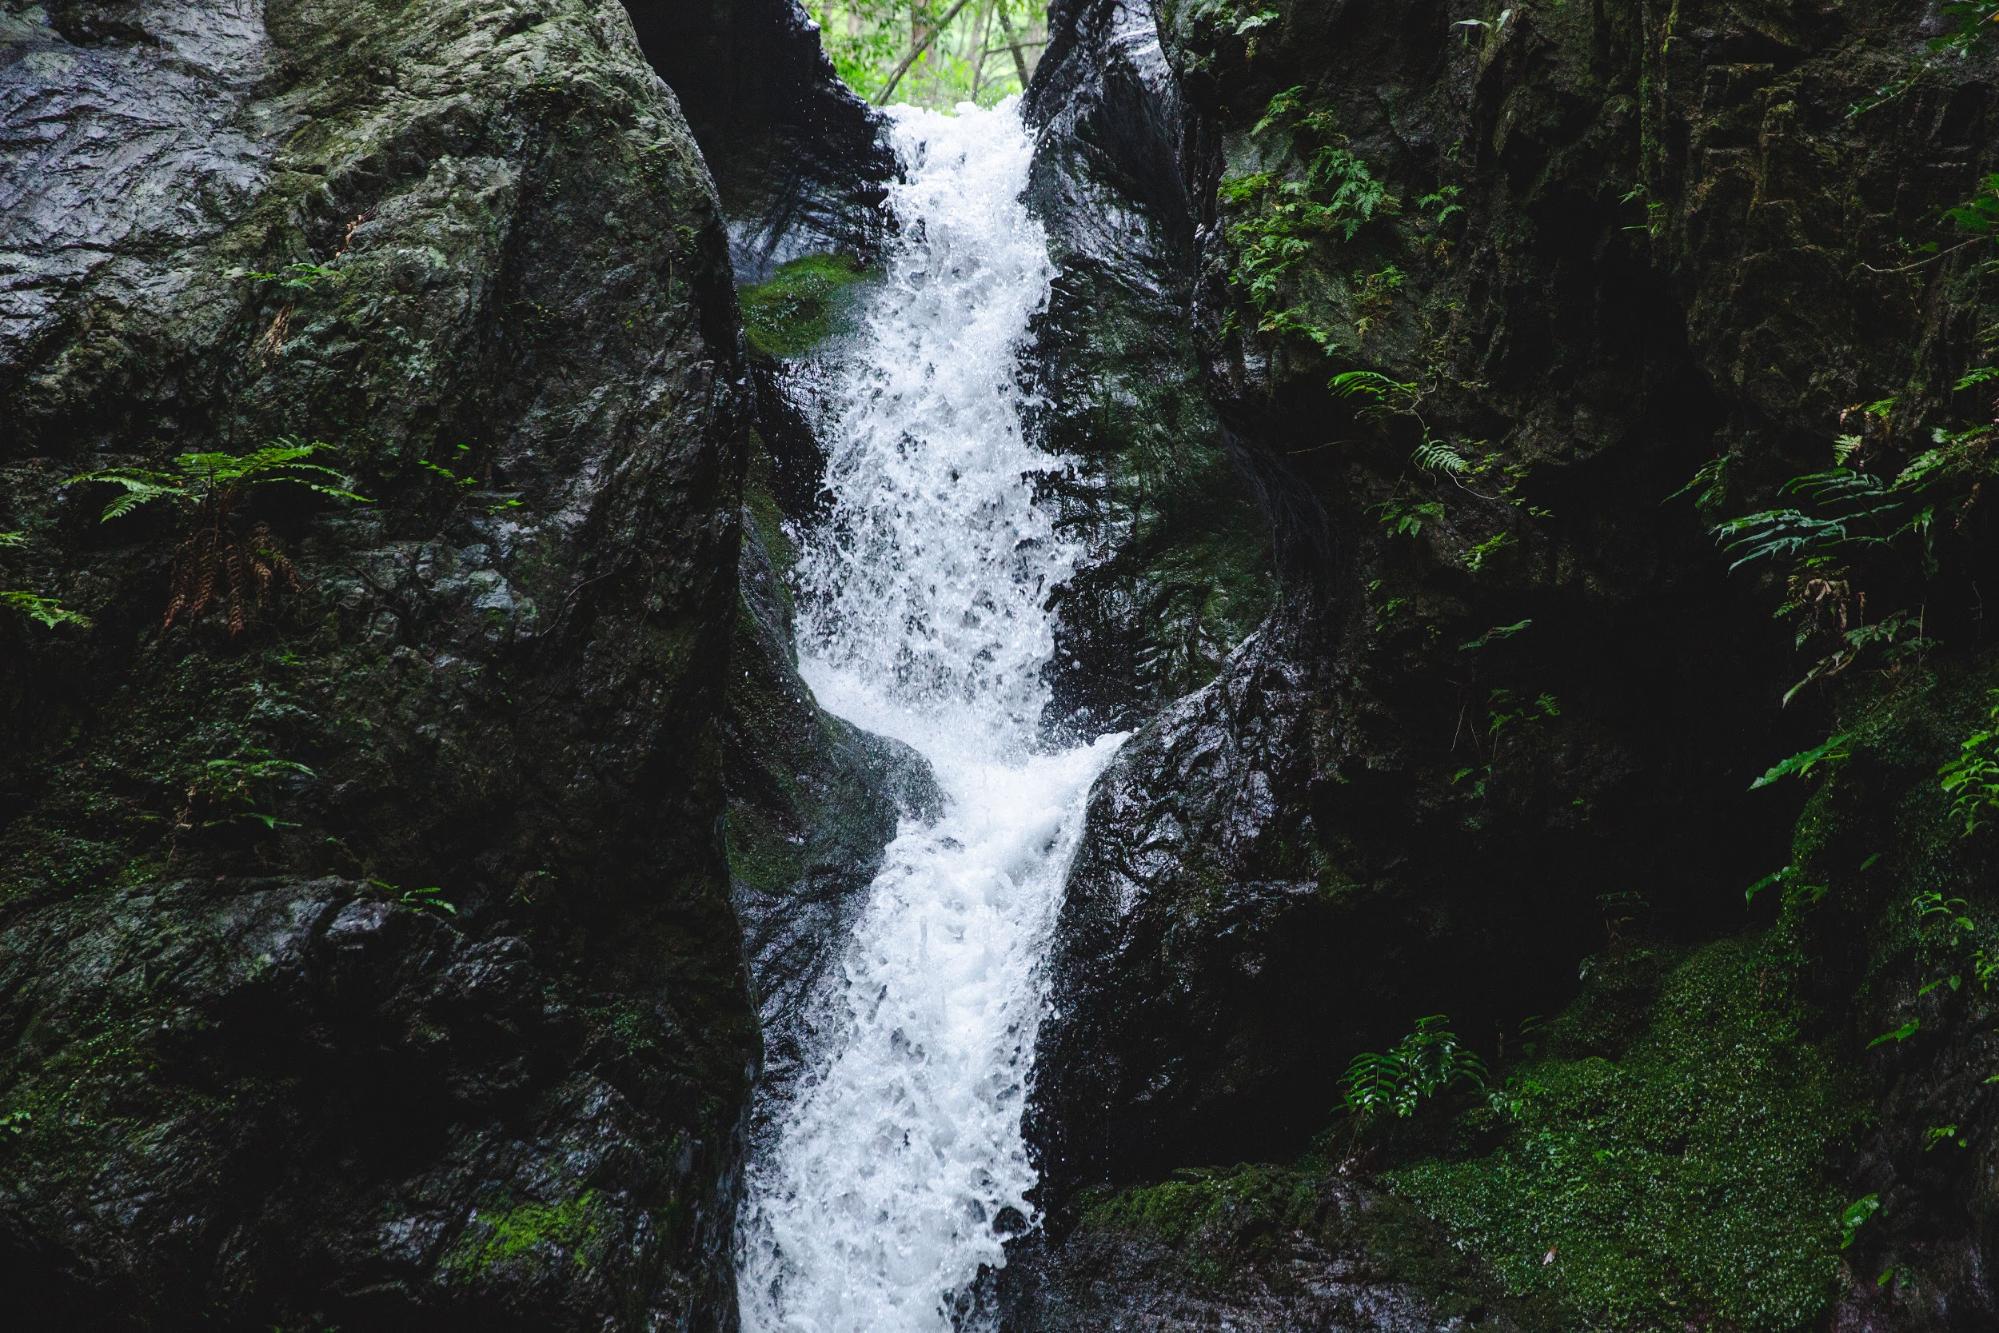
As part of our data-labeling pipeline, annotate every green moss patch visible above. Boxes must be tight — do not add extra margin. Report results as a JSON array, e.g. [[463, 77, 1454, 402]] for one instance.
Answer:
[[443, 1189, 612, 1279], [1078, 1159, 1500, 1317], [1388, 937, 1859, 1331], [738, 254, 868, 358]]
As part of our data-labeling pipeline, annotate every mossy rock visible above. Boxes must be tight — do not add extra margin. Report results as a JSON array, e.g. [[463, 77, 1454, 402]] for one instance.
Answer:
[[443, 1189, 614, 1281], [738, 253, 868, 358], [1387, 936, 1860, 1332]]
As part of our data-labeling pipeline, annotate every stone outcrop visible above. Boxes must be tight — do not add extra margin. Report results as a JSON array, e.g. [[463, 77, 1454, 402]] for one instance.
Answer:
[[0, 0, 757, 1325]]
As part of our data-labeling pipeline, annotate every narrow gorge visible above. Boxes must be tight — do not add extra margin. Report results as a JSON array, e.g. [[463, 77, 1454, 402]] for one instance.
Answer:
[[5, 1, 1999, 1331]]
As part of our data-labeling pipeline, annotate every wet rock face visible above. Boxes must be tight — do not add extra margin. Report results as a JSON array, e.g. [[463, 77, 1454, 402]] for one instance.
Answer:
[[1026, 0, 1276, 734], [0, 0, 755, 1326], [622, 0, 896, 276], [725, 493, 941, 1108], [1021, 0, 1999, 1322]]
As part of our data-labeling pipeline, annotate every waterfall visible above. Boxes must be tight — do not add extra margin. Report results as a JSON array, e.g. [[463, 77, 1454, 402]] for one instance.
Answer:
[[734, 99, 1125, 1332]]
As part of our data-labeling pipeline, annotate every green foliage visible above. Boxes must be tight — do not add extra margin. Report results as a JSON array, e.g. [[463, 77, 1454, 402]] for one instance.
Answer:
[[1707, 433, 1982, 702], [183, 751, 316, 835], [1390, 939, 1856, 1331], [1344, 1014, 1487, 1125], [1412, 436, 1472, 477], [69, 436, 364, 522], [805, 0, 1047, 108], [0, 590, 89, 630], [1221, 88, 1394, 345], [68, 437, 366, 635], [738, 254, 868, 359], [1331, 369, 1418, 416], [1751, 734, 1852, 790], [1375, 494, 1443, 538], [1416, 185, 1464, 226], [370, 879, 459, 917], [1939, 690, 1999, 835], [1463, 530, 1515, 573], [0, 531, 89, 629], [1839, 1193, 1881, 1250], [244, 261, 341, 292], [1937, 2, 1999, 55], [1667, 455, 1732, 515], [1703, 82, 1999, 704], [1459, 619, 1532, 653], [0, 1108, 29, 1138]]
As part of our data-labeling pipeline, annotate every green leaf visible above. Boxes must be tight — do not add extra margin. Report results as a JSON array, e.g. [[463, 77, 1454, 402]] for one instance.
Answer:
[[1750, 734, 1851, 790], [1867, 1019, 1920, 1049]]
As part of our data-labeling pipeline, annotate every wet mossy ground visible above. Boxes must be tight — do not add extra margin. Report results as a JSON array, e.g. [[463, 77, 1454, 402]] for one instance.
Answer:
[[1058, 1156, 1510, 1327], [1389, 937, 1859, 1331]]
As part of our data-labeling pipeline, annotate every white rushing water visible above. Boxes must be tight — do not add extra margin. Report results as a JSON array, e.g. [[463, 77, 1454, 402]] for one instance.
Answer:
[[734, 100, 1125, 1332]]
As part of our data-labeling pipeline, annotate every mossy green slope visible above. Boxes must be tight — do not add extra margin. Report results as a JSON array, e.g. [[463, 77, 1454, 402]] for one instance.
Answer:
[[1391, 938, 1858, 1331]]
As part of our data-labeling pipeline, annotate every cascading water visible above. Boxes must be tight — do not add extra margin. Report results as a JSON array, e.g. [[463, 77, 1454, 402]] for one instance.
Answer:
[[734, 99, 1124, 1332]]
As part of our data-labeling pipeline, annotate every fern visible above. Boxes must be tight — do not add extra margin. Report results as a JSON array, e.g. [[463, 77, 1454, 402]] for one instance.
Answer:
[[1224, 89, 1395, 344], [66, 437, 367, 636], [68, 436, 367, 522], [1749, 734, 1852, 790], [1344, 1014, 1487, 1124], [1413, 437, 1472, 476], [1, 590, 90, 629], [1941, 692, 1999, 836], [1331, 369, 1418, 416]]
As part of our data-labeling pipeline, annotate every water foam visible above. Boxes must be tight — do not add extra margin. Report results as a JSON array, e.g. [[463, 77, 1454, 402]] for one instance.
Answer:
[[734, 99, 1124, 1332]]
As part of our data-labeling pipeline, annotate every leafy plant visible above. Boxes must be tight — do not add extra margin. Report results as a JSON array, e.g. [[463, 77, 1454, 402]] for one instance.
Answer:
[[370, 879, 459, 917], [70, 437, 364, 522], [1464, 530, 1516, 572], [1331, 369, 1419, 417], [1, 531, 89, 630], [175, 750, 317, 844], [245, 261, 341, 292], [1376, 494, 1444, 538], [1940, 691, 1999, 835], [803, 0, 1049, 109], [1416, 184, 1465, 226], [1221, 88, 1395, 345], [1460, 619, 1532, 653], [1344, 1014, 1487, 1124], [1750, 733, 1852, 790], [68, 437, 367, 635], [0, 590, 89, 630], [1667, 455, 1732, 515], [0, 1108, 29, 1138], [1924, 1122, 1968, 1151], [1839, 1193, 1881, 1249]]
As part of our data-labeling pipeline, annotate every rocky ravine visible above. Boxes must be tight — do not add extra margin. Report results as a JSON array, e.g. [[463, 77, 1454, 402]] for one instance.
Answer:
[[8, 0, 1999, 1330]]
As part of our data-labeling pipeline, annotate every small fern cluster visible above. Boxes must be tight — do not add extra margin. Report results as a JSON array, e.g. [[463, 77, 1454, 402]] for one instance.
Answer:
[[1221, 86, 1393, 346], [1940, 691, 1999, 836], [0, 529, 88, 630], [68, 436, 367, 636], [1703, 405, 1991, 702], [1343, 1014, 1488, 1125]]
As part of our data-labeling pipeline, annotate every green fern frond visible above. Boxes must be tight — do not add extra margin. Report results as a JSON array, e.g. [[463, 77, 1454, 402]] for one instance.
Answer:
[[1, 590, 90, 629], [1413, 437, 1472, 475]]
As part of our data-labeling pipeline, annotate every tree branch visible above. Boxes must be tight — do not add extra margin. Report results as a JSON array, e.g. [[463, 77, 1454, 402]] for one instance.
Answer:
[[876, 0, 974, 105]]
